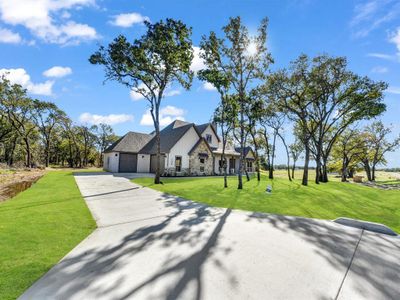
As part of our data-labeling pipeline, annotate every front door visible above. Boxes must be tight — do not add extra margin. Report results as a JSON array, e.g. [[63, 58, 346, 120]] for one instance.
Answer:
[[175, 156, 182, 172], [229, 158, 236, 174]]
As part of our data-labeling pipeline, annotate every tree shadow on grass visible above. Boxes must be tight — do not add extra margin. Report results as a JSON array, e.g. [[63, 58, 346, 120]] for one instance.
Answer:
[[22, 194, 233, 300]]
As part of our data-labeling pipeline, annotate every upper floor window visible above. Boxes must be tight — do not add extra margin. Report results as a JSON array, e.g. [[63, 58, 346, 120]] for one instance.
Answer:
[[205, 134, 212, 143]]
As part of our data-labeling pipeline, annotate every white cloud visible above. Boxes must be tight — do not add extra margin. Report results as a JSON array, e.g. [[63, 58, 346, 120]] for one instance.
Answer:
[[0, 0, 98, 45], [140, 105, 185, 126], [164, 89, 181, 97], [387, 86, 400, 94], [203, 82, 217, 91], [0, 27, 21, 44], [0, 68, 53, 95], [130, 84, 181, 101], [160, 105, 184, 116], [389, 27, 400, 53], [371, 66, 389, 73], [110, 12, 149, 27], [79, 112, 133, 125], [43, 66, 72, 78], [190, 46, 206, 73], [350, 0, 400, 38], [367, 53, 398, 61]]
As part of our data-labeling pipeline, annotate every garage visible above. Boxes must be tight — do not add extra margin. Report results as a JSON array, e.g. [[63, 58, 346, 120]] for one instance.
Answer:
[[119, 153, 137, 173]]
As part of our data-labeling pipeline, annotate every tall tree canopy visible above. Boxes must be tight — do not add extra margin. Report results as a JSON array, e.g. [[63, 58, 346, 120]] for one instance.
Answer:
[[266, 54, 387, 185], [89, 18, 194, 184], [200, 16, 273, 189]]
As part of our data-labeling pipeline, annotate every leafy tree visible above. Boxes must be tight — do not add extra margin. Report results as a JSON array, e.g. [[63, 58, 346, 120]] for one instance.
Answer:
[[89, 18, 194, 184], [289, 139, 303, 179], [359, 121, 400, 181], [212, 96, 238, 187], [266, 54, 387, 185], [330, 128, 365, 182], [0, 82, 37, 167], [32, 101, 67, 167], [95, 123, 119, 167], [200, 16, 273, 189]]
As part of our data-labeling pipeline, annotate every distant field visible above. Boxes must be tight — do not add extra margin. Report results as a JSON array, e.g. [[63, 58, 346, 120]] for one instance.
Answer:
[[133, 173, 400, 233]]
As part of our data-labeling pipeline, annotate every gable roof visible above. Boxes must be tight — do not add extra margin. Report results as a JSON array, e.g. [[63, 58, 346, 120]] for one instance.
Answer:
[[188, 137, 214, 155], [195, 123, 221, 142], [104, 131, 153, 153], [139, 120, 199, 154], [235, 146, 255, 158]]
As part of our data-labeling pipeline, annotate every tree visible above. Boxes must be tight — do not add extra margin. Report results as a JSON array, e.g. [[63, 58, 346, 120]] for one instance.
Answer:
[[330, 128, 364, 182], [95, 123, 118, 167], [0, 81, 37, 167], [212, 96, 237, 188], [32, 101, 66, 167], [200, 16, 273, 189], [260, 108, 286, 179], [266, 54, 387, 185], [246, 97, 264, 181], [289, 139, 303, 179], [359, 121, 400, 181], [90, 18, 194, 184]]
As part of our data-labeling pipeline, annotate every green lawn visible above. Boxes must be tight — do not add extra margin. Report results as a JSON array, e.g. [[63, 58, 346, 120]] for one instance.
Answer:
[[0, 171, 96, 300], [133, 174, 400, 233]]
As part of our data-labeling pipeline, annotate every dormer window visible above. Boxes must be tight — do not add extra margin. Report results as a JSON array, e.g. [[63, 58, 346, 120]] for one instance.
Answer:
[[205, 134, 212, 143]]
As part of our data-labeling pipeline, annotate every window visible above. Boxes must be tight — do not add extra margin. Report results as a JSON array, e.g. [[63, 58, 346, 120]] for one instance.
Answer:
[[200, 158, 205, 164], [205, 134, 212, 143], [200, 166, 205, 172], [175, 156, 182, 172]]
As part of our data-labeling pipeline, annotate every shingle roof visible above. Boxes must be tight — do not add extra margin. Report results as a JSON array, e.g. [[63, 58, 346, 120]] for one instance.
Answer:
[[195, 123, 221, 142], [235, 146, 254, 157], [139, 120, 197, 154], [212, 141, 240, 156], [104, 131, 153, 153]]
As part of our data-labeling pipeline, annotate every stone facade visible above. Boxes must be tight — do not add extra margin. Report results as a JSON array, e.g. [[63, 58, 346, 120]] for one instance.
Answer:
[[189, 140, 213, 175]]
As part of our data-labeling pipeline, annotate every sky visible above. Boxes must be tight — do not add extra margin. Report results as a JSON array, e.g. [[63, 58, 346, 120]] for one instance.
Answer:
[[0, 0, 399, 166]]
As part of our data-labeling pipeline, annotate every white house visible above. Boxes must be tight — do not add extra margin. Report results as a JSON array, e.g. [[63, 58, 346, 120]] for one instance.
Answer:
[[103, 119, 255, 176]]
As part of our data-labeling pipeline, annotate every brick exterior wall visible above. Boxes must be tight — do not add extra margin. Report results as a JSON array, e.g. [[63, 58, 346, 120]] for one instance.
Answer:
[[189, 140, 213, 175]]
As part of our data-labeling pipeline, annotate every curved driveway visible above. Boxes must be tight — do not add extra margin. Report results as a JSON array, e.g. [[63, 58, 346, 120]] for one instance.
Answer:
[[20, 173, 400, 300]]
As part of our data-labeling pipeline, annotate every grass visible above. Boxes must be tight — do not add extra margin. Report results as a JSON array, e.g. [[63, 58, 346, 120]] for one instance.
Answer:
[[0, 171, 96, 300], [133, 172, 400, 233]]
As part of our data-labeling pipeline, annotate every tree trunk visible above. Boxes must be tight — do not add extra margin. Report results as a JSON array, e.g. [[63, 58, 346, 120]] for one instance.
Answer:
[[269, 132, 277, 179], [24, 138, 31, 167], [315, 155, 321, 184], [45, 139, 50, 167], [278, 132, 291, 181], [363, 160, 372, 181], [154, 124, 161, 184], [371, 164, 376, 181], [221, 132, 228, 188], [341, 157, 347, 182], [302, 142, 310, 186], [291, 162, 296, 179], [237, 110, 245, 190]]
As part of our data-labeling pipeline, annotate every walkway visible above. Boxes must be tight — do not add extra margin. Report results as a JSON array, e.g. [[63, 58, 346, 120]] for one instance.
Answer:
[[20, 173, 400, 300]]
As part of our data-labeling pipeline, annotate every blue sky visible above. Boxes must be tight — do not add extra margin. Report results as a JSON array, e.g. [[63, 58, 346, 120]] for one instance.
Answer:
[[0, 0, 399, 166]]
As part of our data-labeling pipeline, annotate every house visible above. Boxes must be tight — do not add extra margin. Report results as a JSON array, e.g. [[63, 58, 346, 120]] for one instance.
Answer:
[[103, 119, 255, 176]]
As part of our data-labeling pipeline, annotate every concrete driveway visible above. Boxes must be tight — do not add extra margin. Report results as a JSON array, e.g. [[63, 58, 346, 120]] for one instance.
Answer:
[[20, 173, 400, 300]]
